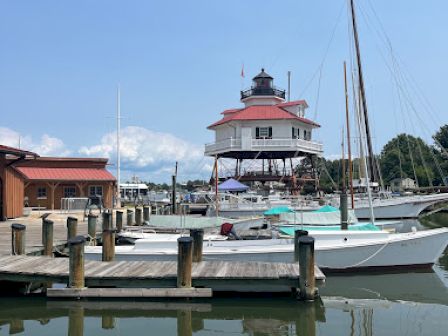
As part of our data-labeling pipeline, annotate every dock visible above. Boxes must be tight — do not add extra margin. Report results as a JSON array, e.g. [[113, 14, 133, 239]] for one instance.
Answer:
[[0, 255, 325, 296]]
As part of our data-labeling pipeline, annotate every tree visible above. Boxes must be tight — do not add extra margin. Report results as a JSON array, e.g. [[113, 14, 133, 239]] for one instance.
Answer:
[[434, 124, 448, 153], [380, 134, 436, 187]]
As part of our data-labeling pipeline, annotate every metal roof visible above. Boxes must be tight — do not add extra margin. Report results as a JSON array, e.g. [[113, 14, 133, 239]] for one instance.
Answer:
[[15, 167, 116, 181]]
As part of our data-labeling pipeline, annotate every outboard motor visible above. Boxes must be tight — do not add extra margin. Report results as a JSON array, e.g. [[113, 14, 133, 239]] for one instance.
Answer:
[[220, 222, 241, 240]]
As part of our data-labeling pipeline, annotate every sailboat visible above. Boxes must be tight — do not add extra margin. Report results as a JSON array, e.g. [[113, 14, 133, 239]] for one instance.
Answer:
[[344, 0, 448, 219]]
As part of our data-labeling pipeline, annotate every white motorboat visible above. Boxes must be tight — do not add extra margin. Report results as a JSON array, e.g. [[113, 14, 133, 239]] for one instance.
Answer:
[[85, 227, 448, 272]]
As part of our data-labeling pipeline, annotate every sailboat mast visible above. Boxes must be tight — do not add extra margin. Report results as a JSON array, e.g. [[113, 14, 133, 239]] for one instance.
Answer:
[[344, 62, 355, 208], [349, 0, 378, 183], [116, 85, 121, 208]]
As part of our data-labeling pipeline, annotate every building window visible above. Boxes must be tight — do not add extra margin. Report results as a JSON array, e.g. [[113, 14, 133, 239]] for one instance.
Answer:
[[89, 185, 103, 197], [37, 187, 47, 199], [292, 127, 296, 138], [256, 127, 272, 139], [64, 186, 76, 198]]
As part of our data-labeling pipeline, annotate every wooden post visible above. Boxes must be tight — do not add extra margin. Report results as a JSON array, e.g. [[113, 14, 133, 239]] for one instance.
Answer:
[[102, 212, 113, 230], [177, 309, 192, 336], [66, 217, 78, 241], [116, 210, 123, 232], [68, 236, 85, 289], [42, 219, 54, 257], [68, 306, 84, 336], [177, 237, 193, 288], [340, 192, 348, 230], [126, 209, 134, 226], [298, 236, 316, 301], [190, 229, 204, 263], [87, 214, 98, 243], [294, 230, 308, 262], [143, 205, 150, 222], [135, 207, 143, 226], [102, 228, 116, 262], [11, 224, 26, 255], [172, 175, 177, 215], [9, 319, 25, 334]]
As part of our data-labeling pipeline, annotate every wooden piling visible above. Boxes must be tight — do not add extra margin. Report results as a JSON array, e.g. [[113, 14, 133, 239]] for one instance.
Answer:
[[102, 212, 113, 230], [190, 229, 204, 263], [340, 192, 348, 230], [177, 237, 193, 288], [42, 219, 54, 257], [68, 307, 84, 336], [9, 319, 25, 334], [298, 236, 316, 301], [143, 205, 150, 222], [66, 217, 78, 241], [68, 236, 85, 289], [126, 209, 134, 226], [116, 211, 123, 232], [102, 229, 116, 262], [177, 309, 192, 336], [11, 224, 26, 255], [135, 207, 143, 226], [87, 214, 98, 242], [294, 230, 308, 262]]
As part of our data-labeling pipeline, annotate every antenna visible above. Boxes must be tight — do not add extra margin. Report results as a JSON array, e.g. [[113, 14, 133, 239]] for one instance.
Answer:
[[287, 71, 291, 102]]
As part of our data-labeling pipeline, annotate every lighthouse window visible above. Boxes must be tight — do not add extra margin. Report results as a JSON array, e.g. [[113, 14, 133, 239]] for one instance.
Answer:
[[256, 127, 272, 139]]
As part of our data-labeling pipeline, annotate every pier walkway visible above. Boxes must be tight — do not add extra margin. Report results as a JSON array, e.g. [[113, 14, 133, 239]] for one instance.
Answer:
[[0, 255, 325, 294]]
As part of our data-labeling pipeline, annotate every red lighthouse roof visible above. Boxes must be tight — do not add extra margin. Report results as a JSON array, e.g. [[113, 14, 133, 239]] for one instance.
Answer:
[[208, 100, 319, 129]]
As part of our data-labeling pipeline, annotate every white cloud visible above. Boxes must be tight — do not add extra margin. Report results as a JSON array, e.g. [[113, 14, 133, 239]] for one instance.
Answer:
[[0, 127, 70, 156], [0, 126, 212, 182], [79, 126, 212, 182]]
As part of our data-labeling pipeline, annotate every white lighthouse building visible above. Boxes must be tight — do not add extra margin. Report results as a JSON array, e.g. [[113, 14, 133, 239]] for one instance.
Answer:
[[205, 69, 323, 190]]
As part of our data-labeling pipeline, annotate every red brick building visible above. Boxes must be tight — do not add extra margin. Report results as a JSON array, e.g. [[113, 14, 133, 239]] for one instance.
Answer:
[[0, 145, 116, 220]]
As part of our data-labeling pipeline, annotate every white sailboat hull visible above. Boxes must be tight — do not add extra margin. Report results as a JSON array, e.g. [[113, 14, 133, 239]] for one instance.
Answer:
[[354, 194, 448, 219], [85, 228, 448, 272]]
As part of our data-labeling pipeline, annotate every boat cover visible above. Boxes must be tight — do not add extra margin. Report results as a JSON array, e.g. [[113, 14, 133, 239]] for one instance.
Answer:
[[264, 206, 294, 216], [278, 223, 380, 235]]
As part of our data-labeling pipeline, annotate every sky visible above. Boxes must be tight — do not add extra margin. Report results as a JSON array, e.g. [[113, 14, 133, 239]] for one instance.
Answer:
[[1, 0, 447, 182]]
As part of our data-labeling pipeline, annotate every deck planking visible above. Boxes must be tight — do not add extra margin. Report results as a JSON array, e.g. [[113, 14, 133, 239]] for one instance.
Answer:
[[0, 255, 325, 293]]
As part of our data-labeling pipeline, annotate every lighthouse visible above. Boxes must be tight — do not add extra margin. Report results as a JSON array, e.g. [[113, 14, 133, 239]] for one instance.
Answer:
[[205, 69, 323, 192]]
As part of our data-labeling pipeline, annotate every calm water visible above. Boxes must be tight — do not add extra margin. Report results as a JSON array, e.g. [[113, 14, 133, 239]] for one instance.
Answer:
[[1, 215, 447, 335]]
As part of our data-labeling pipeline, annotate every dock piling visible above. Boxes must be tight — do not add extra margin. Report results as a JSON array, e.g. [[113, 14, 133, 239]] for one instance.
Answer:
[[135, 207, 143, 226], [42, 219, 54, 257], [177, 237, 193, 288], [298, 236, 316, 301], [11, 223, 26, 255], [102, 316, 115, 330], [87, 214, 98, 243], [190, 229, 204, 263], [177, 309, 192, 336], [116, 211, 123, 232], [68, 236, 85, 289], [143, 205, 150, 222], [294, 230, 308, 262], [66, 217, 78, 241], [102, 212, 113, 230], [102, 228, 116, 262], [126, 209, 134, 226]]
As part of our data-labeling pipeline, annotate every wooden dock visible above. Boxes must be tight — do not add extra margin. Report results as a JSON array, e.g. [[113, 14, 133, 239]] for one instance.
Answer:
[[0, 216, 91, 256], [0, 255, 325, 295]]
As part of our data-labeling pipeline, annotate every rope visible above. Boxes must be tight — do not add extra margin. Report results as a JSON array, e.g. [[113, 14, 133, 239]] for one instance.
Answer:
[[318, 238, 390, 270]]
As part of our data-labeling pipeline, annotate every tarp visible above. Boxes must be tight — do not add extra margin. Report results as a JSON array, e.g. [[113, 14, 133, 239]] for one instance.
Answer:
[[264, 206, 294, 216], [279, 209, 358, 225], [217, 178, 249, 192], [312, 205, 339, 213], [145, 215, 238, 229], [278, 223, 380, 235]]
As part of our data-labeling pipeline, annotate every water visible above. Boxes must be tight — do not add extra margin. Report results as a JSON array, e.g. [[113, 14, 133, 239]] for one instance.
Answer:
[[1, 214, 447, 335]]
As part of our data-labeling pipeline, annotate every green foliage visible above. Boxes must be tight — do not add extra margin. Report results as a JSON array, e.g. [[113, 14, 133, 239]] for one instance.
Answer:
[[434, 124, 448, 152]]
